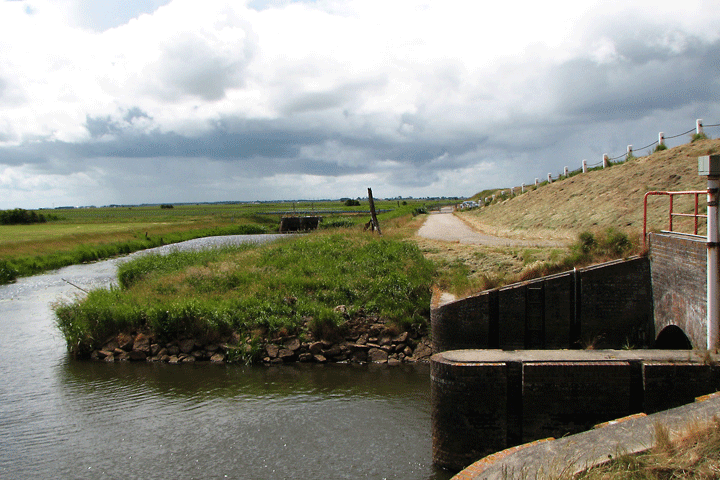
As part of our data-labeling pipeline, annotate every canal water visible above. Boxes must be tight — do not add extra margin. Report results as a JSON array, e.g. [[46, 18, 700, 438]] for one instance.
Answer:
[[0, 236, 453, 480]]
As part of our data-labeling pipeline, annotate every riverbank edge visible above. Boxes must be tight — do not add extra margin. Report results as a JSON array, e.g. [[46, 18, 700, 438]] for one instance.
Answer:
[[453, 391, 720, 479], [88, 312, 434, 366]]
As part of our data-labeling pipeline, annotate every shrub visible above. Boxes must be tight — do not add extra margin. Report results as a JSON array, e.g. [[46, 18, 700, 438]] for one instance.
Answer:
[[692, 132, 709, 142], [654, 143, 668, 152], [0, 260, 18, 284]]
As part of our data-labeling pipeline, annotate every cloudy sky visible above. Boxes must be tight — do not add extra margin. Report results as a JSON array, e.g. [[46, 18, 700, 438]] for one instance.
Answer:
[[1, 0, 719, 208]]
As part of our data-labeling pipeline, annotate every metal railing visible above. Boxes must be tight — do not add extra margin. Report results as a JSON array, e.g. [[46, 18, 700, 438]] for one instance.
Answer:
[[643, 190, 708, 247]]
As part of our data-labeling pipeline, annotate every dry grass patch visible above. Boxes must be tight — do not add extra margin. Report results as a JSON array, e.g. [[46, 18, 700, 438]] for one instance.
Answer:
[[465, 138, 720, 241], [573, 419, 720, 480]]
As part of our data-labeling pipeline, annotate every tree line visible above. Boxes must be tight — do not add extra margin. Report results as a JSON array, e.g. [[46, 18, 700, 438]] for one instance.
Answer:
[[0, 208, 55, 225]]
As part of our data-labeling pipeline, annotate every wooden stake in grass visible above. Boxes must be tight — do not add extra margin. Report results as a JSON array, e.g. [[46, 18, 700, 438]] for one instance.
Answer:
[[367, 188, 382, 235]]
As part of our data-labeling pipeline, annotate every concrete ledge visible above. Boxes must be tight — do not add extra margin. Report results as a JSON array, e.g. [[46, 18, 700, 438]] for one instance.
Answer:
[[452, 388, 720, 479]]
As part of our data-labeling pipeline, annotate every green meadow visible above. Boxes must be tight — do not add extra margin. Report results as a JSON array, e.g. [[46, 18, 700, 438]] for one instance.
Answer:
[[0, 199, 430, 283]]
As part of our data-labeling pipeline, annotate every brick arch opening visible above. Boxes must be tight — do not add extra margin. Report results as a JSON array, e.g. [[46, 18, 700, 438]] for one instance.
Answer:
[[654, 325, 693, 349]]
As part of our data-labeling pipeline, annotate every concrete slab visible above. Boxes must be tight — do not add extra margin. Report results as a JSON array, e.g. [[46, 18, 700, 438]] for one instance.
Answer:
[[453, 391, 720, 479], [436, 349, 719, 365]]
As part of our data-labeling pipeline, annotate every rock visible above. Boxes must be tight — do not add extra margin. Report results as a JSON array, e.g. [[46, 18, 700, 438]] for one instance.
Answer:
[[167, 345, 180, 356], [309, 342, 323, 355], [191, 350, 204, 359], [160, 354, 170, 362], [116, 351, 130, 361], [150, 343, 161, 356], [323, 345, 342, 357], [266, 344, 279, 358], [393, 332, 409, 343], [168, 355, 180, 364], [368, 348, 388, 363], [129, 350, 147, 361], [205, 344, 219, 353], [351, 350, 368, 363], [379, 335, 393, 346], [403, 346, 413, 357], [313, 354, 327, 363], [104, 340, 119, 351], [133, 334, 151, 354], [157, 347, 168, 357], [278, 349, 295, 361], [298, 353, 313, 362], [270, 357, 284, 364], [388, 358, 401, 366], [178, 339, 195, 354], [412, 340, 433, 360], [97, 350, 112, 359], [117, 333, 134, 351], [284, 337, 301, 352], [104, 354, 115, 363], [181, 355, 196, 363], [356, 333, 369, 345], [333, 305, 348, 316]]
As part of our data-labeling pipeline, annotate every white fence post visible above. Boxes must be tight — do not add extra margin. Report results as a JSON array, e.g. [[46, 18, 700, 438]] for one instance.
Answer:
[[547, 173, 552, 184], [535, 178, 539, 187], [510, 187, 515, 196], [658, 132, 665, 147], [698, 119, 704, 136], [627, 145, 633, 159], [582, 160, 587, 173], [564, 166, 569, 177], [603, 154, 609, 168]]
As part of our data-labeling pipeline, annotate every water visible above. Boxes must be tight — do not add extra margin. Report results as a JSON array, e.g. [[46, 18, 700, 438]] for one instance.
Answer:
[[0, 236, 452, 480]]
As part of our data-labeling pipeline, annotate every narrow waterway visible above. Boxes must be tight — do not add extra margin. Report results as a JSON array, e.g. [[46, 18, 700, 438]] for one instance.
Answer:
[[0, 236, 452, 480]]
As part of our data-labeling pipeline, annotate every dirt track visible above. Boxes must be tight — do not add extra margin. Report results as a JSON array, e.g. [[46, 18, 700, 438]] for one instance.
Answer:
[[416, 209, 565, 247]]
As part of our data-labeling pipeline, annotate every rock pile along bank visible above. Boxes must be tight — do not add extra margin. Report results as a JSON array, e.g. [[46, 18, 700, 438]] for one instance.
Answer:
[[88, 313, 433, 365]]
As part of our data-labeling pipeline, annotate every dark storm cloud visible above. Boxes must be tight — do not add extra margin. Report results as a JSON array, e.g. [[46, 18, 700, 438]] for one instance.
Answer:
[[553, 37, 720, 121]]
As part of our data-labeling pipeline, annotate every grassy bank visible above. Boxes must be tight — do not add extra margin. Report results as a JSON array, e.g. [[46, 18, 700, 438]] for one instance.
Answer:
[[0, 199, 432, 284], [55, 232, 435, 357], [421, 227, 641, 298]]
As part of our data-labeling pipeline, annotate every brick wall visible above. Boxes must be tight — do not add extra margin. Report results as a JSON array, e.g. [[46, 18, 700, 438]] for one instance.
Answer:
[[648, 233, 707, 348], [432, 257, 654, 352], [431, 357, 508, 471], [431, 352, 720, 472]]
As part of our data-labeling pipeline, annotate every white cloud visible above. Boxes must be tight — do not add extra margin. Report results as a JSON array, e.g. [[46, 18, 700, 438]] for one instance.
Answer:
[[1, 0, 720, 208]]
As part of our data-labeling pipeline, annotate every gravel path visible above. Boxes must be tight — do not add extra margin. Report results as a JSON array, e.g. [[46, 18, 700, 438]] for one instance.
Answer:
[[416, 210, 563, 247]]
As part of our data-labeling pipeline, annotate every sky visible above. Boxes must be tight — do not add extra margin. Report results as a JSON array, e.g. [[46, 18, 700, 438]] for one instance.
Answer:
[[1, 0, 720, 209]]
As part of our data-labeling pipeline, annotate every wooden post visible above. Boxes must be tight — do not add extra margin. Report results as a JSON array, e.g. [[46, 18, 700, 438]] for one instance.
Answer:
[[367, 188, 382, 235]]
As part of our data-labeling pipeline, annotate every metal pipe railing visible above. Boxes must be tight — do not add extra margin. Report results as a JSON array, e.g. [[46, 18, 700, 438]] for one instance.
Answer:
[[643, 190, 708, 247]]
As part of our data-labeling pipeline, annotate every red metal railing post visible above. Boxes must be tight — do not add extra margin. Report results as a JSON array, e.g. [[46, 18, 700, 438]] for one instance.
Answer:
[[643, 190, 709, 248]]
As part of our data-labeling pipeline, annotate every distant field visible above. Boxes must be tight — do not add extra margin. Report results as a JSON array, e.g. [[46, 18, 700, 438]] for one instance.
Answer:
[[0, 199, 434, 282]]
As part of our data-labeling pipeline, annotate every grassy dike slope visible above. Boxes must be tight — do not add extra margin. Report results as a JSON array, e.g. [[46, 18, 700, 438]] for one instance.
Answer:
[[461, 138, 720, 242]]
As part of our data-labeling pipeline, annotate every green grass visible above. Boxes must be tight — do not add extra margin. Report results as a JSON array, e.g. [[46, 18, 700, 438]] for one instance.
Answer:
[[0, 199, 431, 284], [54, 232, 435, 356]]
